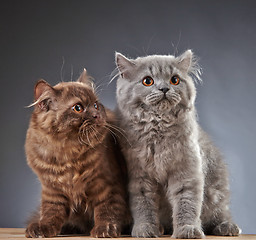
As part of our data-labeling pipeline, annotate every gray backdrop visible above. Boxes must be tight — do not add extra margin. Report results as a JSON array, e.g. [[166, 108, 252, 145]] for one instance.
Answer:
[[0, 0, 255, 234]]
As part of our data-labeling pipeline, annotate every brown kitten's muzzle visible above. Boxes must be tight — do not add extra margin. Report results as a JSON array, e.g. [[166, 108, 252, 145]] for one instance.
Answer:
[[80, 106, 106, 126], [78, 117, 107, 146], [91, 112, 106, 125]]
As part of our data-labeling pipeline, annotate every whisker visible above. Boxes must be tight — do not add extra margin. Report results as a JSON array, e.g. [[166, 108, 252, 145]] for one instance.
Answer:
[[86, 128, 94, 148], [78, 129, 88, 145], [91, 125, 108, 148], [109, 67, 120, 84], [78, 121, 94, 146], [95, 82, 106, 91], [105, 122, 126, 134], [90, 125, 101, 143], [78, 135, 87, 145], [60, 56, 65, 82], [70, 64, 73, 82], [93, 77, 110, 96], [105, 123, 132, 147], [103, 126, 117, 145], [79, 128, 89, 145], [105, 124, 128, 138]]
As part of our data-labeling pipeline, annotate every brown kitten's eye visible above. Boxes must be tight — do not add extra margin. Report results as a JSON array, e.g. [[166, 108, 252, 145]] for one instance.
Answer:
[[72, 104, 84, 113], [170, 75, 180, 85], [94, 103, 98, 110], [142, 76, 154, 86]]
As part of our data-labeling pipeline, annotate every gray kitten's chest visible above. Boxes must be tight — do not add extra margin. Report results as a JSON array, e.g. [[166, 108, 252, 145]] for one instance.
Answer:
[[134, 109, 178, 137], [131, 119, 181, 184]]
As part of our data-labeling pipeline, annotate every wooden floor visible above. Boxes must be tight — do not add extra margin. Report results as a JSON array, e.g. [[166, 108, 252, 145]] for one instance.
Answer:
[[0, 228, 255, 240]]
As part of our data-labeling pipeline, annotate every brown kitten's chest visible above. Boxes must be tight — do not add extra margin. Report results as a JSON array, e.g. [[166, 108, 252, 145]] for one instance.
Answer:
[[39, 163, 87, 197], [27, 126, 115, 213], [64, 169, 90, 211], [50, 150, 104, 207]]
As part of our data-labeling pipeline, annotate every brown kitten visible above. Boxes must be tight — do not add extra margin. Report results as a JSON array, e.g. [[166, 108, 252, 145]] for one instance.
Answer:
[[25, 70, 130, 238]]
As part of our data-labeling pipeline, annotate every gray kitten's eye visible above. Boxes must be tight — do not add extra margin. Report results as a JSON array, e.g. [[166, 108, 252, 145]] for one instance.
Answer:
[[170, 75, 180, 85], [72, 104, 84, 113], [142, 76, 154, 86]]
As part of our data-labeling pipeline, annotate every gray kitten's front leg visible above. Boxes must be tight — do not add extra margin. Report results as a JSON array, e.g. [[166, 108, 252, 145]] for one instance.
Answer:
[[166, 141, 205, 239], [168, 175, 205, 239], [129, 175, 161, 237]]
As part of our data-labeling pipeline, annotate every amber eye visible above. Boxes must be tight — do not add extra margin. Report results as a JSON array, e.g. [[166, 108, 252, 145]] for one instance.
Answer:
[[94, 103, 98, 110], [170, 75, 180, 85], [72, 104, 84, 113], [142, 76, 154, 86]]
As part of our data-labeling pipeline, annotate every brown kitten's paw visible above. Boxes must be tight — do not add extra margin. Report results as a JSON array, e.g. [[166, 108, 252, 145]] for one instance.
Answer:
[[131, 223, 160, 237], [213, 221, 241, 236], [25, 222, 61, 238], [40, 223, 60, 238], [172, 225, 205, 239], [91, 223, 121, 238], [26, 222, 40, 238], [159, 224, 165, 235]]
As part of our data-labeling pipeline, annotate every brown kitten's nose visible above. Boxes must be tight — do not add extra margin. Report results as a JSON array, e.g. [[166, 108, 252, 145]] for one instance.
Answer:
[[92, 113, 99, 119], [159, 88, 169, 94], [92, 113, 102, 123]]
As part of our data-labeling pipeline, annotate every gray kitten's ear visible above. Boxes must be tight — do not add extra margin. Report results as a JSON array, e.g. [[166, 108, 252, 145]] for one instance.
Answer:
[[115, 52, 135, 78], [176, 49, 193, 73], [77, 68, 95, 91]]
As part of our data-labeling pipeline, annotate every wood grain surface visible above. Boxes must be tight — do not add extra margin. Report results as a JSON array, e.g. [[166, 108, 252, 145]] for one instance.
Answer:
[[0, 228, 255, 240]]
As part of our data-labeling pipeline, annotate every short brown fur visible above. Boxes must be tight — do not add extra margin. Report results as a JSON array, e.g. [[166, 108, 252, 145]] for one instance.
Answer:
[[25, 72, 130, 238]]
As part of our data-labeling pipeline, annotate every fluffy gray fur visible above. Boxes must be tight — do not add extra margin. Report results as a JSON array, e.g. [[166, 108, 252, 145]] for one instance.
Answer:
[[114, 50, 241, 239]]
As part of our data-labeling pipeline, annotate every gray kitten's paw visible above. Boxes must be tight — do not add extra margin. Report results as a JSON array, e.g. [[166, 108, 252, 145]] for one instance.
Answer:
[[213, 221, 241, 236], [132, 223, 160, 237], [172, 225, 205, 239]]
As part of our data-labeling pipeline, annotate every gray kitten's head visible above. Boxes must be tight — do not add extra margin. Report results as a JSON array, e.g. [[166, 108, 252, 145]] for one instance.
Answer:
[[115, 50, 201, 116]]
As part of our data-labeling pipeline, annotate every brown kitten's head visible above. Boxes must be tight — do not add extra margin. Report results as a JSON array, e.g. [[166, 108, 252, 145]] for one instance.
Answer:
[[30, 69, 107, 147]]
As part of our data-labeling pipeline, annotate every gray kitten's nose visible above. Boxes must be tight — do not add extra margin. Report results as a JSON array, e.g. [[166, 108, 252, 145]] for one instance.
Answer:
[[159, 88, 169, 94]]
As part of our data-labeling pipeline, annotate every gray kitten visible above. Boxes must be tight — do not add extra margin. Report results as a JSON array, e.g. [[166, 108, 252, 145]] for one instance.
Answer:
[[114, 50, 241, 239]]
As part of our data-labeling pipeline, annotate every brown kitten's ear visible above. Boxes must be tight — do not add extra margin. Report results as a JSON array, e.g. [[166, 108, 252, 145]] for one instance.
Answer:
[[34, 80, 55, 110], [176, 49, 193, 73], [115, 52, 136, 79], [34, 80, 53, 100], [77, 68, 95, 91]]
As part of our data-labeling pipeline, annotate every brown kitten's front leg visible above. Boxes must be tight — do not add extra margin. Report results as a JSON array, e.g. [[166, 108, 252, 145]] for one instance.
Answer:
[[26, 190, 69, 238], [91, 190, 126, 238], [91, 200, 122, 238]]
